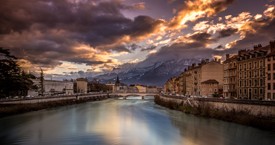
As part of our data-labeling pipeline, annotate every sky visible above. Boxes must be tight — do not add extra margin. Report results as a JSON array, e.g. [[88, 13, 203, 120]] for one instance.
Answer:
[[0, 0, 275, 78]]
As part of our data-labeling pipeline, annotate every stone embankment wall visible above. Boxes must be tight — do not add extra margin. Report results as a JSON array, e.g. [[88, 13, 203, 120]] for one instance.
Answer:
[[0, 94, 109, 104], [155, 95, 275, 130], [0, 94, 110, 117]]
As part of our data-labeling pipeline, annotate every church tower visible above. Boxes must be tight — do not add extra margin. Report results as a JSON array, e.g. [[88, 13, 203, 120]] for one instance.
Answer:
[[115, 75, 120, 86]]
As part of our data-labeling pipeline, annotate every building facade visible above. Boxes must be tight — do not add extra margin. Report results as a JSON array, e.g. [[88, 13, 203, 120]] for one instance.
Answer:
[[164, 59, 223, 97], [201, 79, 219, 97], [28, 79, 74, 96], [44, 80, 74, 95], [75, 78, 88, 94], [265, 41, 275, 100], [223, 54, 238, 99], [164, 77, 177, 94], [237, 46, 268, 100]]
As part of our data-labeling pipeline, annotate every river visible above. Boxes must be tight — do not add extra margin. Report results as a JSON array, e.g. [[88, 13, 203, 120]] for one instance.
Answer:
[[0, 98, 274, 145]]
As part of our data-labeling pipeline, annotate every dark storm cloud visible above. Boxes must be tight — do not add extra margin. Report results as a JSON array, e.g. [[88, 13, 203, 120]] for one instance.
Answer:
[[218, 28, 238, 38], [189, 32, 216, 44], [0, 0, 163, 67]]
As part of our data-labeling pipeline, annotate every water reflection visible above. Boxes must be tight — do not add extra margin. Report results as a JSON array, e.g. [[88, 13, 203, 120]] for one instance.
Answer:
[[0, 99, 274, 145]]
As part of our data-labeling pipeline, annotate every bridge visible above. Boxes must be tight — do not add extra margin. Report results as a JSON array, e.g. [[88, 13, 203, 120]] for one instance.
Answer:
[[110, 92, 158, 99]]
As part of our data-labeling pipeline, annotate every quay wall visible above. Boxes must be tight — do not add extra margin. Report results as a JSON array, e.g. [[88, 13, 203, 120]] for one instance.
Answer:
[[0, 94, 110, 117], [0, 94, 109, 104], [155, 95, 275, 130]]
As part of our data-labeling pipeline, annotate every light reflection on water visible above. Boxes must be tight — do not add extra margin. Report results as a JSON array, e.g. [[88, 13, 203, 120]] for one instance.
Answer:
[[0, 98, 274, 145]]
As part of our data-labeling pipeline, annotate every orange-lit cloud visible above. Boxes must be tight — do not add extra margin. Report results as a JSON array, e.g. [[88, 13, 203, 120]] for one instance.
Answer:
[[168, 0, 234, 29]]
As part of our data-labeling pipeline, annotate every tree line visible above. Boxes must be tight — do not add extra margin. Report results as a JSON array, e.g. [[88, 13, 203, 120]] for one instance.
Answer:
[[0, 48, 36, 98]]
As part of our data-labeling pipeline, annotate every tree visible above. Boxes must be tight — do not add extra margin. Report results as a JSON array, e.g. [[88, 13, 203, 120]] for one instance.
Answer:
[[39, 68, 44, 96], [0, 47, 35, 98]]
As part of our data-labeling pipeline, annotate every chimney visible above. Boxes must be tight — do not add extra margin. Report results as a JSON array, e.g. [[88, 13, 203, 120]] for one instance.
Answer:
[[238, 49, 247, 56], [254, 44, 262, 50], [270, 40, 275, 52], [226, 54, 230, 59]]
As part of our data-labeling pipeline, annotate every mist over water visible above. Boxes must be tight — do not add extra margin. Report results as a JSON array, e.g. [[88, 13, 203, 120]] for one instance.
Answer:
[[0, 98, 274, 145]]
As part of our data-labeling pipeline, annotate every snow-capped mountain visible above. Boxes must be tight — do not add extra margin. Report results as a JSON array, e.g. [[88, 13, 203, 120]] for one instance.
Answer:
[[95, 58, 200, 86]]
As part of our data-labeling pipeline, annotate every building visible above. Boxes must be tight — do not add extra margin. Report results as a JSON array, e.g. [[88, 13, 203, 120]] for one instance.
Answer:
[[112, 75, 128, 93], [185, 59, 223, 96], [185, 68, 193, 96], [75, 78, 88, 94], [265, 41, 275, 100], [201, 79, 220, 97], [146, 86, 158, 93], [237, 45, 268, 100], [28, 79, 74, 96], [223, 54, 238, 99], [176, 72, 186, 95], [136, 85, 147, 93], [164, 77, 177, 94], [128, 84, 139, 93], [164, 59, 223, 97], [44, 80, 74, 95]]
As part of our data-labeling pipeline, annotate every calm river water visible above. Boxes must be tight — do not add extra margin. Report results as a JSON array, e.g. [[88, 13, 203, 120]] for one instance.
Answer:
[[0, 97, 274, 145]]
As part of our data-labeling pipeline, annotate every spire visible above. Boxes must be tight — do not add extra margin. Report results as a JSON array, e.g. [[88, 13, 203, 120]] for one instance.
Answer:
[[115, 75, 120, 85]]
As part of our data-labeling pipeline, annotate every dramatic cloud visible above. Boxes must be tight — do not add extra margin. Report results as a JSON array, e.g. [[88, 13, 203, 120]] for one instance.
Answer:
[[0, 0, 274, 79], [218, 28, 238, 38], [230, 5, 275, 48], [0, 0, 164, 71], [169, 0, 234, 29]]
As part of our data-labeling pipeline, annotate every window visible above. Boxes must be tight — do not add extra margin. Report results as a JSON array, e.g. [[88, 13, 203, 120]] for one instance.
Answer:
[[268, 57, 271, 61], [268, 83, 271, 90], [254, 89, 257, 95], [268, 73, 271, 80], [260, 89, 263, 94], [274, 73, 275, 80], [273, 63, 275, 70], [273, 83, 275, 90], [268, 93, 271, 99]]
